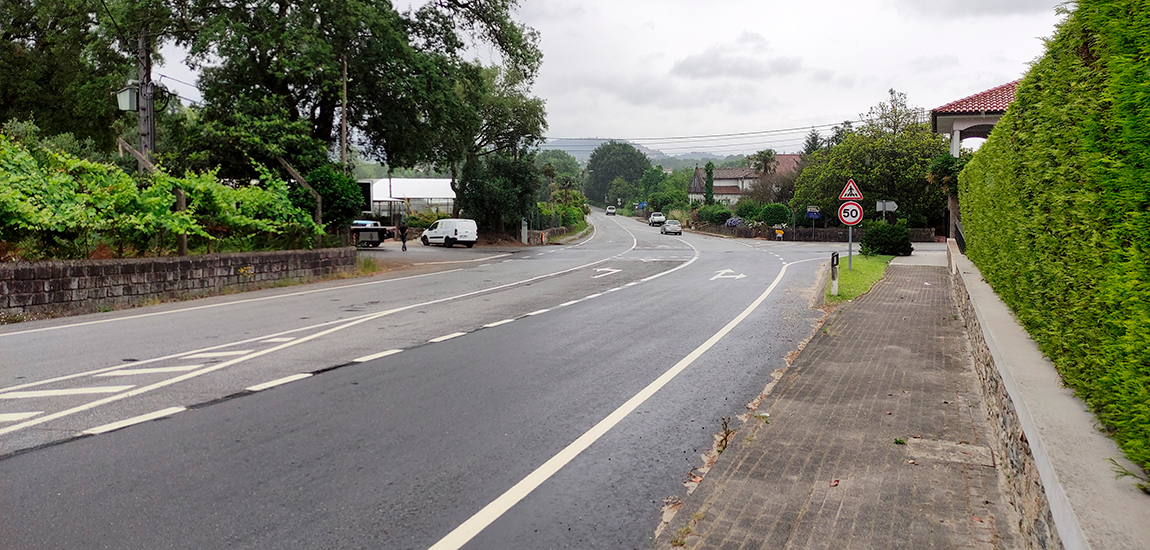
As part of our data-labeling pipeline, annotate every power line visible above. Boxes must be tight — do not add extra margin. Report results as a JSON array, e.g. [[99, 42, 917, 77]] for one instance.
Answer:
[[544, 120, 861, 144]]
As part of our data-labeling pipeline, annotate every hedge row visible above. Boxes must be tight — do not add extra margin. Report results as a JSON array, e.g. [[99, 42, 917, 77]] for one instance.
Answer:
[[958, 0, 1150, 470]]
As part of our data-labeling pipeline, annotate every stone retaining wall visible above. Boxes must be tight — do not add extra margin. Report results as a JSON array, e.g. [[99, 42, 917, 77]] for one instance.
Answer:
[[0, 248, 357, 317], [949, 246, 1062, 549]]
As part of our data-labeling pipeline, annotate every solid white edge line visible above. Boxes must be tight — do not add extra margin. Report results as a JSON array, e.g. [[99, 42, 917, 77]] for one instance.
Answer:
[[413, 253, 513, 266], [427, 259, 814, 550], [246, 373, 312, 392], [483, 319, 515, 328], [429, 332, 467, 343], [526, 309, 550, 316], [353, 349, 404, 363], [82, 407, 186, 435]]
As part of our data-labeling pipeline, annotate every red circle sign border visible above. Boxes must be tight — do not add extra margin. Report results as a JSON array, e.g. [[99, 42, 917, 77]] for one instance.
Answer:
[[838, 201, 863, 226]]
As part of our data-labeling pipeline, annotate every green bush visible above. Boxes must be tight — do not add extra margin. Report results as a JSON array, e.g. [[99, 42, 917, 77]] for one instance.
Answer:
[[734, 199, 762, 220], [860, 220, 912, 256], [696, 204, 732, 226], [958, 0, 1150, 471], [760, 203, 791, 226], [405, 209, 449, 228]]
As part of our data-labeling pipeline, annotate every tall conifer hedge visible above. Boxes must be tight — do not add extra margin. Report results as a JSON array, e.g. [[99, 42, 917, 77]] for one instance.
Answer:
[[959, 1, 1150, 471]]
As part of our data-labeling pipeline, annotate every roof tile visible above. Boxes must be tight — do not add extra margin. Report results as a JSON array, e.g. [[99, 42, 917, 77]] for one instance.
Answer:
[[932, 80, 1019, 114]]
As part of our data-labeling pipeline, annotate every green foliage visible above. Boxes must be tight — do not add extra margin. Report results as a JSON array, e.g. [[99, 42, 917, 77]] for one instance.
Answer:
[[860, 220, 913, 256], [585, 141, 649, 204], [696, 203, 731, 226], [761, 203, 791, 226], [457, 150, 541, 232], [792, 92, 947, 228], [297, 164, 366, 231], [704, 161, 715, 205], [958, 0, 1150, 471], [825, 254, 893, 304], [735, 200, 763, 219], [535, 149, 581, 180], [647, 188, 688, 213], [405, 209, 450, 228]]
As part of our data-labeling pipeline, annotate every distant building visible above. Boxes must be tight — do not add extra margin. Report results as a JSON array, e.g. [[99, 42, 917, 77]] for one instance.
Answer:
[[360, 178, 455, 219], [686, 155, 803, 205]]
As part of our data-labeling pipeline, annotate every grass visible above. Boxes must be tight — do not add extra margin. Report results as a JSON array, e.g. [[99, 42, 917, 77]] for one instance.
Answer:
[[825, 254, 894, 304]]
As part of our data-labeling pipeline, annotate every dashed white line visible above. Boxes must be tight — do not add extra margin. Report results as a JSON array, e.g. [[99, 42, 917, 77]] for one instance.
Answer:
[[526, 308, 551, 316], [429, 332, 467, 343], [246, 373, 312, 392], [478, 264, 492, 267], [584, 293, 603, 300], [0, 412, 42, 422], [1, 386, 135, 399], [483, 319, 515, 328], [184, 350, 252, 359], [353, 349, 403, 363], [82, 407, 186, 435], [95, 365, 203, 376], [606, 288, 622, 292], [558, 300, 580, 307]]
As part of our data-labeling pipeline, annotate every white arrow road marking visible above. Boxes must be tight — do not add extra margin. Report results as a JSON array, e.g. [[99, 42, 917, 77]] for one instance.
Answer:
[[83, 407, 186, 435], [592, 268, 622, 278], [0, 412, 42, 422], [710, 269, 747, 281], [1, 386, 135, 399]]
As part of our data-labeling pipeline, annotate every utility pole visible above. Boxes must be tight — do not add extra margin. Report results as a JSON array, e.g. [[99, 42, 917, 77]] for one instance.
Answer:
[[137, 31, 155, 173], [341, 55, 348, 174]]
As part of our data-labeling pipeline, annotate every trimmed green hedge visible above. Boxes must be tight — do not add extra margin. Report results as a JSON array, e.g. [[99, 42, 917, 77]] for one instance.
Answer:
[[958, 0, 1150, 471]]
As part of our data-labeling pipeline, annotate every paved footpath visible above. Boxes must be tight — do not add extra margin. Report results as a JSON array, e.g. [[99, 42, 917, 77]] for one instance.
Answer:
[[656, 260, 1021, 550]]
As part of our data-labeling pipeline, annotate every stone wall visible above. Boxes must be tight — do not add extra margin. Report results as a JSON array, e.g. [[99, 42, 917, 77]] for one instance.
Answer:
[[949, 248, 1062, 550], [0, 248, 357, 317]]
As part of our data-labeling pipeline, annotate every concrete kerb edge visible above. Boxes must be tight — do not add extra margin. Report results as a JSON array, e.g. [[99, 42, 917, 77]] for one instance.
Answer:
[[947, 240, 1088, 549]]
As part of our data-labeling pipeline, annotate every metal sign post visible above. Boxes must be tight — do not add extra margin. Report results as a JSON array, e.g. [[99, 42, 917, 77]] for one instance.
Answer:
[[838, 200, 863, 270]]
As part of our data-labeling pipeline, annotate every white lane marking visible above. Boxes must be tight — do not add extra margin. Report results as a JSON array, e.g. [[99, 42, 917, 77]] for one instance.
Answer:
[[503, 259, 514, 263], [526, 309, 550, 316], [558, 300, 580, 307], [592, 267, 622, 278], [353, 349, 403, 363], [428, 258, 816, 550], [429, 332, 467, 343], [94, 366, 203, 376], [0, 229, 645, 434], [606, 288, 621, 293], [413, 253, 513, 266], [0, 412, 42, 422], [183, 350, 252, 359], [0, 268, 463, 338], [261, 337, 295, 343], [584, 293, 603, 300], [536, 253, 546, 256], [483, 319, 515, 328], [1, 386, 135, 399], [82, 407, 186, 435], [246, 374, 312, 392], [478, 264, 492, 267]]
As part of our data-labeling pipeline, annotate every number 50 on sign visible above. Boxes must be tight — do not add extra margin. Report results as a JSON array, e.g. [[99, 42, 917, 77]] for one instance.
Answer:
[[838, 201, 863, 226]]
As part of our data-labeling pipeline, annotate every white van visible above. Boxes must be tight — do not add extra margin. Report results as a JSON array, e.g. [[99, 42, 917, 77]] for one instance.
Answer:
[[420, 218, 478, 248]]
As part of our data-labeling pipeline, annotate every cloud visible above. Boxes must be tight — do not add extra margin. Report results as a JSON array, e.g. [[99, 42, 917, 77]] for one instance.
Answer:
[[890, 0, 1063, 17], [906, 55, 962, 73], [670, 33, 804, 80]]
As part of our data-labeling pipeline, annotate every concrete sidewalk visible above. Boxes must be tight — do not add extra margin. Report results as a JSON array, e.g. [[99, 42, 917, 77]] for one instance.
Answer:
[[656, 261, 1020, 549]]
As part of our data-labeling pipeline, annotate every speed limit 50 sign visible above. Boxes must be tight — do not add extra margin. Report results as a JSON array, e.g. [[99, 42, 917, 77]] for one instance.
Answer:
[[838, 201, 863, 226]]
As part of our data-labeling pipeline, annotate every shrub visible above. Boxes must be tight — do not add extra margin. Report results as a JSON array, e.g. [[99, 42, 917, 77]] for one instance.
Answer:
[[696, 203, 732, 226], [760, 203, 791, 226], [405, 209, 449, 228], [860, 220, 912, 256], [734, 199, 762, 219]]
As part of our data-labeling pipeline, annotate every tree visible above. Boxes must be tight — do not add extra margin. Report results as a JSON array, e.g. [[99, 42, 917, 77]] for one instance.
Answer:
[[295, 164, 364, 231], [802, 129, 823, 156], [748, 149, 777, 174], [637, 166, 667, 197], [585, 141, 649, 204], [457, 149, 541, 233], [704, 160, 715, 205], [535, 149, 581, 180], [0, 0, 134, 150], [791, 91, 947, 228]]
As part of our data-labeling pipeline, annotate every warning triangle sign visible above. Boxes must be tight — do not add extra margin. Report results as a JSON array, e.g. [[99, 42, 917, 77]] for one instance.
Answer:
[[839, 179, 863, 200]]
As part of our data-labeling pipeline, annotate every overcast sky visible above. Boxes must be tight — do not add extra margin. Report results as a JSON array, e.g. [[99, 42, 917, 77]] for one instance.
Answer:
[[159, 0, 1068, 157]]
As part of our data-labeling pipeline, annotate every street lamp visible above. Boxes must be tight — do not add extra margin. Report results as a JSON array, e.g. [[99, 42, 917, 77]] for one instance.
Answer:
[[115, 81, 139, 112]]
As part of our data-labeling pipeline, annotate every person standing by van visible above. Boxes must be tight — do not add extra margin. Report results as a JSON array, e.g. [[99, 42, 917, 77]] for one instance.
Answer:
[[397, 220, 408, 251]]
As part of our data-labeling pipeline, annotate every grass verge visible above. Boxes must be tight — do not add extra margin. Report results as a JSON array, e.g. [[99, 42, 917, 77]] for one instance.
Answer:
[[825, 254, 893, 304]]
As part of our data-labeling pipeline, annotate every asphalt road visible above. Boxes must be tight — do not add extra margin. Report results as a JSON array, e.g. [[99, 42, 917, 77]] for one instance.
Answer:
[[0, 212, 847, 549]]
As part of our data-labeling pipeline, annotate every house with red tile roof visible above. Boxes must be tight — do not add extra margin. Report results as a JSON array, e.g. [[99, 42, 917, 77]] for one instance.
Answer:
[[931, 80, 1018, 156], [686, 154, 803, 205]]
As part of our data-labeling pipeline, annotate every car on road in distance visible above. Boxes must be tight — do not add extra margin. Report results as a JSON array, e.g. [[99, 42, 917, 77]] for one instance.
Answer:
[[648, 212, 666, 226], [660, 219, 682, 235], [606, 206, 616, 215], [421, 218, 478, 248]]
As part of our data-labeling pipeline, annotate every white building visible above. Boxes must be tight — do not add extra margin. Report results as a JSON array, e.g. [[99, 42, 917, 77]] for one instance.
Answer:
[[360, 178, 455, 218]]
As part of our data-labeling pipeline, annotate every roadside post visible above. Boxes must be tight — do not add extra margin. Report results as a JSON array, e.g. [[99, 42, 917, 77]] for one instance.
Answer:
[[830, 252, 839, 295], [876, 200, 898, 223], [838, 179, 864, 270]]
